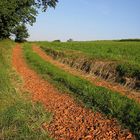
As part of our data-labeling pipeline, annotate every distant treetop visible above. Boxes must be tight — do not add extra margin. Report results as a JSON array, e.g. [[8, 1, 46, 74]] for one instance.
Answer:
[[67, 38, 73, 42]]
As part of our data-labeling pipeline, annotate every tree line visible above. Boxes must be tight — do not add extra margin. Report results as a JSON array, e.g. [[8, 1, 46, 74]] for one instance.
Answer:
[[0, 0, 58, 42]]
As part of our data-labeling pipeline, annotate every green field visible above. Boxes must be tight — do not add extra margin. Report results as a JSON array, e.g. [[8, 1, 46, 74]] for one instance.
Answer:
[[23, 43, 140, 138], [0, 40, 52, 139], [36, 41, 140, 85], [37, 41, 140, 67]]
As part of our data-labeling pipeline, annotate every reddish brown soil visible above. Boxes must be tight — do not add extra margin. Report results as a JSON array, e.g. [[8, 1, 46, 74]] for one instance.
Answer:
[[12, 45, 135, 140], [33, 46, 140, 103]]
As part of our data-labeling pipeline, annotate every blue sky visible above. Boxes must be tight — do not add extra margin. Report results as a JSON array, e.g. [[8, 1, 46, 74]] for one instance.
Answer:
[[28, 0, 140, 41]]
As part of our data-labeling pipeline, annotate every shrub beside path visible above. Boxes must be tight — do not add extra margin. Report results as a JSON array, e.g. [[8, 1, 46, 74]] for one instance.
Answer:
[[12, 45, 134, 140]]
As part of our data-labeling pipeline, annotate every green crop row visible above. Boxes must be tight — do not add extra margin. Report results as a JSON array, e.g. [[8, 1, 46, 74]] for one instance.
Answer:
[[23, 44, 140, 139]]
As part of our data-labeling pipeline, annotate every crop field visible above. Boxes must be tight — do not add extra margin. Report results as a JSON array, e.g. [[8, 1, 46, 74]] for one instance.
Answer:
[[37, 41, 140, 67]]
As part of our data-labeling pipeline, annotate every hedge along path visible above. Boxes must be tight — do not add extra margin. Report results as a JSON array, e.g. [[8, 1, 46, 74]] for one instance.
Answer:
[[12, 45, 135, 140], [33, 46, 140, 103]]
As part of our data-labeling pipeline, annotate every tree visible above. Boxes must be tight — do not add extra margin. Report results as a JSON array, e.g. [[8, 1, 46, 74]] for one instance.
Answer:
[[53, 40, 61, 42], [13, 24, 29, 42], [67, 38, 73, 42], [0, 0, 58, 40]]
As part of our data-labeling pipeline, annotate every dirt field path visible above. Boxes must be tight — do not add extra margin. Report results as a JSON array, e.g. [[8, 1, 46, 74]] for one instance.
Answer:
[[33, 46, 140, 103], [12, 45, 134, 140]]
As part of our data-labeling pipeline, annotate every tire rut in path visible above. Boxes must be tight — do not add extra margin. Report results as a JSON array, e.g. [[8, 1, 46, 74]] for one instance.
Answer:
[[12, 45, 134, 140], [33, 46, 140, 103]]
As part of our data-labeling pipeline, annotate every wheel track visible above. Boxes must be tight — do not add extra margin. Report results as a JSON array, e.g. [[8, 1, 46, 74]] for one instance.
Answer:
[[12, 45, 134, 140]]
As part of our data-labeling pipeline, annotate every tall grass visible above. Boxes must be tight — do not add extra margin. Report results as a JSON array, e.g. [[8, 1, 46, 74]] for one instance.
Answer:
[[23, 44, 140, 139], [0, 40, 52, 139]]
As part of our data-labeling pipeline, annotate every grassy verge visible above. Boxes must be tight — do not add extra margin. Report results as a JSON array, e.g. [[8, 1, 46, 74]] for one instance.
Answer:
[[0, 40, 52, 140], [23, 43, 140, 139]]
